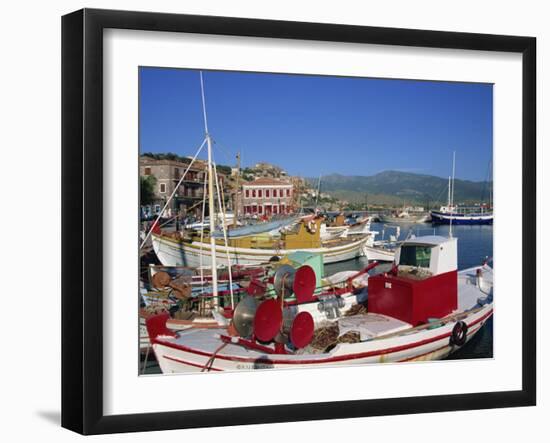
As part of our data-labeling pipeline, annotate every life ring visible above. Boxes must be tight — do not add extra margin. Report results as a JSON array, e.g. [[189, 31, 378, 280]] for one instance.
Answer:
[[450, 321, 468, 347], [307, 220, 317, 234]]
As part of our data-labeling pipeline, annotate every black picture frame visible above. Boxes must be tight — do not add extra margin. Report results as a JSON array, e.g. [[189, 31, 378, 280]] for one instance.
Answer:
[[62, 8, 536, 435]]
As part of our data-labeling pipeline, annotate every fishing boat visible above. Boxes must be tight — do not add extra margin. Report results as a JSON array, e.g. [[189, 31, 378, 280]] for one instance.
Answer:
[[151, 216, 370, 267], [378, 210, 431, 224], [320, 215, 372, 240], [146, 234, 493, 372], [360, 224, 402, 262]]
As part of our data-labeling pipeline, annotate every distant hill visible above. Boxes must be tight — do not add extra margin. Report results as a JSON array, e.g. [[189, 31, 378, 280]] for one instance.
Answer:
[[308, 171, 492, 206]]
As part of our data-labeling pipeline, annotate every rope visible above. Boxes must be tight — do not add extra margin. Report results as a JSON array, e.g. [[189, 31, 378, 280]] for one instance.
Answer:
[[213, 162, 235, 309], [201, 342, 228, 372], [141, 345, 151, 374], [199, 165, 208, 287]]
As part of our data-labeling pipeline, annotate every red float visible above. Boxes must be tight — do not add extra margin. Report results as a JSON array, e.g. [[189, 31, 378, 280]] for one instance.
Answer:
[[290, 311, 315, 348], [253, 299, 283, 342], [293, 265, 316, 303]]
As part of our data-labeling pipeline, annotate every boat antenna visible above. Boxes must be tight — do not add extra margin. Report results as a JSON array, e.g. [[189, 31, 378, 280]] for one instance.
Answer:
[[200, 71, 218, 304], [449, 151, 456, 238]]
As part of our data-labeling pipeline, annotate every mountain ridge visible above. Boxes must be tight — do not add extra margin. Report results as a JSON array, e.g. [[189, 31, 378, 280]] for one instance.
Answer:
[[307, 170, 492, 205]]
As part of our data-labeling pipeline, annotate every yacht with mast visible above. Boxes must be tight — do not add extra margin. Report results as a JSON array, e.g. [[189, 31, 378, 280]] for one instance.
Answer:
[[430, 154, 493, 225]]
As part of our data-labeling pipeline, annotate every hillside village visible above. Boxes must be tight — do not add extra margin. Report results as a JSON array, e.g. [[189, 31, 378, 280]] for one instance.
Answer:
[[139, 153, 492, 219]]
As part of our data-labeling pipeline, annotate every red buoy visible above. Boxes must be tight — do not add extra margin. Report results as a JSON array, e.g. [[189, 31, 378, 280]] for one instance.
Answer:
[[293, 265, 316, 303], [290, 311, 314, 348], [253, 299, 283, 342]]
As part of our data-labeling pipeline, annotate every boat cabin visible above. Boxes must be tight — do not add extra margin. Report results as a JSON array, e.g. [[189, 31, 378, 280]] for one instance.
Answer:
[[368, 236, 458, 326]]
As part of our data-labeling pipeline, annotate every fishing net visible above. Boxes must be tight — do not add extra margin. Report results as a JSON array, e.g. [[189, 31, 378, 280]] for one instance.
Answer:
[[308, 324, 361, 352]]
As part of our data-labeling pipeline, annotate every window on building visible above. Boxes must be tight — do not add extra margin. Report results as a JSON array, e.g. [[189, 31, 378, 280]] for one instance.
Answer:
[[245, 189, 249, 198], [279, 189, 283, 197], [286, 189, 290, 197], [154, 205, 161, 214], [259, 206, 263, 214], [144, 167, 151, 175], [160, 183, 166, 193], [252, 189, 256, 198], [258, 189, 263, 198], [273, 205, 278, 214], [174, 167, 180, 178], [266, 189, 270, 198]]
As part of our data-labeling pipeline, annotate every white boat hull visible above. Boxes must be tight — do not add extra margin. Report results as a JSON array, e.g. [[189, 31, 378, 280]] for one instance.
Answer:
[[151, 304, 492, 373], [152, 234, 369, 267], [378, 214, 430, 224], [363, 245, 395, 262]]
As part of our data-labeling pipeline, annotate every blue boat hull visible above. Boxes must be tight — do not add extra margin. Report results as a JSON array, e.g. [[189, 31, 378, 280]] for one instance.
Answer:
[[430, 211, 493, 225]]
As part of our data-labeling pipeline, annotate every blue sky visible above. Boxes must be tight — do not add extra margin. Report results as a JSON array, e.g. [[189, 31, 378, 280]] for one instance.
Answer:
[[139, 67, 493, 181]]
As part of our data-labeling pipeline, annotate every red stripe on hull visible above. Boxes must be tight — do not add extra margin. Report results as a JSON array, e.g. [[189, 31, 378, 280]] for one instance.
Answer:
[[154, 309, 493, 366], [397, 323, 483, 362], [162, 354, 223, 372]]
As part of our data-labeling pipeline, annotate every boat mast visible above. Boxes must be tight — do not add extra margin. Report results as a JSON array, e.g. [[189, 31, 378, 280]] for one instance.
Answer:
[[315, 174, 322, 210], [234, 151, 240, 227], [449, 151, 456, 238], [200, 71, 218, 304], [447, 176, 451, 208]]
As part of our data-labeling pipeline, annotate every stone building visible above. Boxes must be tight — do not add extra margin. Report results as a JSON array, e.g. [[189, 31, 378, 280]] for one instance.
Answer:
[[241, 177, 294, 216], [139, 156, 227, 218]]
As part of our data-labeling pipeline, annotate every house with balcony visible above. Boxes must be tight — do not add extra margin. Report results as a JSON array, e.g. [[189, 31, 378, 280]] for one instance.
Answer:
[[139, 155, 227, 218]]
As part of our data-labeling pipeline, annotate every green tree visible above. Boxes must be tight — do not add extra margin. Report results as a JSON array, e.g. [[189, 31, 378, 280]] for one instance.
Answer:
[[140, 175, 157, 205]]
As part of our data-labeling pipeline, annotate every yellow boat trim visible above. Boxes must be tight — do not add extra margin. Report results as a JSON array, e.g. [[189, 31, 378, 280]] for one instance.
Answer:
[[153, 234, 366, 257]]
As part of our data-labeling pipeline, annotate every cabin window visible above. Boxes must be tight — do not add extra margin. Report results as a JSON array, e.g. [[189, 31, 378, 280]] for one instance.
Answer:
[[159, 183, 166, 193], [399, 245, 432, 268]]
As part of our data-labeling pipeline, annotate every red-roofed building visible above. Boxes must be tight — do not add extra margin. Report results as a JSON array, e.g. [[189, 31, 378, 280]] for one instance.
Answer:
[[241, 178, 294, 216]]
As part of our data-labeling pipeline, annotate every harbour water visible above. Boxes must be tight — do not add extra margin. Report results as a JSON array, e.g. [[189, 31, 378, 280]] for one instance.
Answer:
[[325, 222, 494, 360]]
